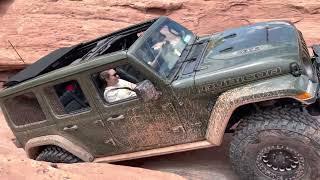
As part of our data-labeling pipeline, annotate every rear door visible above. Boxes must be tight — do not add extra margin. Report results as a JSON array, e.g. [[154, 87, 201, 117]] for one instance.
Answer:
[[41, 75, 115, 156]]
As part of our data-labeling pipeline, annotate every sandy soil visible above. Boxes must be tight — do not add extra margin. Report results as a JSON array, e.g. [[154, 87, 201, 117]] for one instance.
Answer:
[[117, 134, 239, 180]]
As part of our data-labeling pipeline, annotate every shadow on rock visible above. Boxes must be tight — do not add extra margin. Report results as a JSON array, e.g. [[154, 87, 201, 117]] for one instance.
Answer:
[[0, 0, 14, 16]]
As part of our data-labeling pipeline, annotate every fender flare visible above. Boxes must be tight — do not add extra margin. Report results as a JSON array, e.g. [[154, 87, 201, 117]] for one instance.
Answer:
[[205, 75, 318, 145], [25, 135, 94, 162]]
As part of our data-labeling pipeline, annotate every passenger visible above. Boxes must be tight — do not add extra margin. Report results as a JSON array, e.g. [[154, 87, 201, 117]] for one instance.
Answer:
[[100, 69, 136, 102]]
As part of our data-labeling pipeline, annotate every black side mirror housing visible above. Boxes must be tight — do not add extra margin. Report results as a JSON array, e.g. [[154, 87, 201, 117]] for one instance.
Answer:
[[134, 80, 161, 102]]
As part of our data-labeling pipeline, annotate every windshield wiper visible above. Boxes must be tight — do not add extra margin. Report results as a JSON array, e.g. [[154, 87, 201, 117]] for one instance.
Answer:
[[177, 36, 201, 63], [181, 37, 210, 63], [169, 42, 194, 80], [169, 36, 209, 80]]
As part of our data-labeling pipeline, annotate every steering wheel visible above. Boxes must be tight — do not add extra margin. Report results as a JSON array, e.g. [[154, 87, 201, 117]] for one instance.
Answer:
[[163, 40, 175, 52]]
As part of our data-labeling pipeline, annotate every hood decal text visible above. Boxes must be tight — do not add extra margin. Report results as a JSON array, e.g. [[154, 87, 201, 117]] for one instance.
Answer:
[[199, 67, 282, 93]]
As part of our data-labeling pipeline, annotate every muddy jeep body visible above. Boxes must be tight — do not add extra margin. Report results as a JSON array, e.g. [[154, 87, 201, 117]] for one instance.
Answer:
[[1, 17, 320, 179]]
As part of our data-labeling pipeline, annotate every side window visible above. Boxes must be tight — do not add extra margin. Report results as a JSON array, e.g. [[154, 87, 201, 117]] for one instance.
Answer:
[[44, 80, 90, 115], [4, 92, 46, 126], [91, 64, 146, 104]]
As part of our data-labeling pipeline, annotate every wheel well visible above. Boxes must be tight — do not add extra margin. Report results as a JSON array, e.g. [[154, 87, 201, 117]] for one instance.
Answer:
[[25, 135, 94, 162], [28, 145, 48, 160], [225, 98, 303, 132], [28, 145, 79, 160]]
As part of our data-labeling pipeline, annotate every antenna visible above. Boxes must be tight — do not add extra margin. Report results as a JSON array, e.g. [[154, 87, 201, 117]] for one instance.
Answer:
[[8, 40, 25, 64]]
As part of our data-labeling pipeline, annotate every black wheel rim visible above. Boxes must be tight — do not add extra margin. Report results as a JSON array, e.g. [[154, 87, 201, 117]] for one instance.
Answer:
[[256, 145, 305, 180]]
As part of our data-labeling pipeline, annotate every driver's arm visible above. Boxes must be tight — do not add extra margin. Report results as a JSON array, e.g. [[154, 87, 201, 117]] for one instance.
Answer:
[[104, 88, 118, 103], [119, 79, 136, 89]]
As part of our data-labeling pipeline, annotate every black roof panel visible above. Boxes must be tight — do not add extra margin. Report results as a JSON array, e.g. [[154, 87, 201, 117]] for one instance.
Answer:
[[4, 45, 77, 87]]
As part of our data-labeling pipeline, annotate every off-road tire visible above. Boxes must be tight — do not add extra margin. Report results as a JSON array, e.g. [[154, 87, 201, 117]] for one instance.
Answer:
[[230, 107, 320, 180], [36, 146, 81, 163]]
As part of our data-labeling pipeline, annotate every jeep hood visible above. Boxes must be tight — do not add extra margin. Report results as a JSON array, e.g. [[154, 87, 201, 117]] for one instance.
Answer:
[[193, 21, 300, 87]]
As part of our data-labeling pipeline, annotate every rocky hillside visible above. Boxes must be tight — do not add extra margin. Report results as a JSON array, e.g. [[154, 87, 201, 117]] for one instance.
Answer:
[[0, 0, 320, 179], [1, 0, 320, 70]]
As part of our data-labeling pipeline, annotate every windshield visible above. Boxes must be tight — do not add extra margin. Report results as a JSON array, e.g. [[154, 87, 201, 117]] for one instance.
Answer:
[[135, 19, 194, 77]]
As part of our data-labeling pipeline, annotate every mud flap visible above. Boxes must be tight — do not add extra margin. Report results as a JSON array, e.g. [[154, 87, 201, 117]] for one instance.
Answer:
[[308, 45, 320, 115], [312, 45, 320, 74], [312, 45, 320, 87], [312, 44, 320, 57]]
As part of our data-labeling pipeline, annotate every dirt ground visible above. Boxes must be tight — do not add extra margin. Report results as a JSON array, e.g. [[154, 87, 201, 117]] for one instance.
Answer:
[[116, 134, 239, 180]]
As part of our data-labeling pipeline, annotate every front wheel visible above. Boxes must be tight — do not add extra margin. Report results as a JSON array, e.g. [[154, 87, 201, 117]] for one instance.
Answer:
[[230, 107, 320, 180]]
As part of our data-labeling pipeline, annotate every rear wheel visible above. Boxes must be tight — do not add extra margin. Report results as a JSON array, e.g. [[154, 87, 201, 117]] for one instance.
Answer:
[[36, 146, 81, 163], [230, 107, 320, 180]]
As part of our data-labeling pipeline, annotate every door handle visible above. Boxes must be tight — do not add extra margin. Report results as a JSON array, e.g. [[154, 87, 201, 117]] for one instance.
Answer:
[[107, 115, 125, 122], [94, 120, 105, 127], [63, 125, 78, 131]]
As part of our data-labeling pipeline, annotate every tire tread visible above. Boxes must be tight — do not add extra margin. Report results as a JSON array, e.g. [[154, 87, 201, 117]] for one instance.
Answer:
[[36, 146, 81, 163], [230, 106, 320, 179]]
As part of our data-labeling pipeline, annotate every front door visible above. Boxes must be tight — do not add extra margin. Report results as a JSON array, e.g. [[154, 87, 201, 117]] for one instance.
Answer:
[[86, 62, 186, 155]]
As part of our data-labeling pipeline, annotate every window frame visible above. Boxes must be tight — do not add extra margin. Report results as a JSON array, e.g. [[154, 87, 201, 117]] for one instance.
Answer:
[[88, 62, 145, 106], [1, 88, 51, 129], [41, 76, 93, 119], [84, 57, 165, 108]]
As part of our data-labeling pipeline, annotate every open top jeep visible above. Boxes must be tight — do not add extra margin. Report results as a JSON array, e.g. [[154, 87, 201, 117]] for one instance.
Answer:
[[1, 16, 320, 179]]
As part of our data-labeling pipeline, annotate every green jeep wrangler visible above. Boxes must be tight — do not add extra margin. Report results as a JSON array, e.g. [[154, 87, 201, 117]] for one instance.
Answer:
[[1, 16, 320, 179]]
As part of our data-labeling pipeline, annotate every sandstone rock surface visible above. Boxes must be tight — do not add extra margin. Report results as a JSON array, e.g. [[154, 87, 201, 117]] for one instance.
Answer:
[[0, 0, 320, 179], [1, 0, 320, 69]]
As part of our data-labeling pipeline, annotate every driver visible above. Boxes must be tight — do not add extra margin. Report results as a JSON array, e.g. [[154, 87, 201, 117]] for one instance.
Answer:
[[100, 69, 136, 102], [152, 25, 184, 56], [148, 25, 185, 71]]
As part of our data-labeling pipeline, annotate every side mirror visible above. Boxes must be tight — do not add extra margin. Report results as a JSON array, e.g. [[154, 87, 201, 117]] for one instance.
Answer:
[[134, 80, 161, 102]]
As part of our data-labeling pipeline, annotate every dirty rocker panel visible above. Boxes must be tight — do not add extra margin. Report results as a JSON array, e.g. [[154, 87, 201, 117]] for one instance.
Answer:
[[94, 140, 213, 163]]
